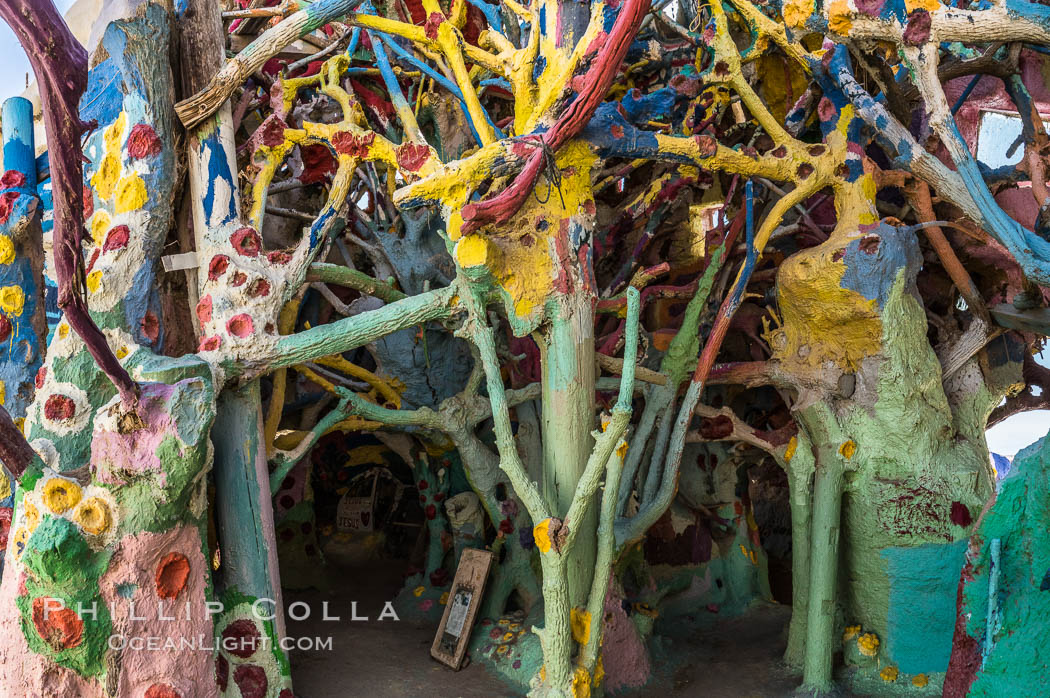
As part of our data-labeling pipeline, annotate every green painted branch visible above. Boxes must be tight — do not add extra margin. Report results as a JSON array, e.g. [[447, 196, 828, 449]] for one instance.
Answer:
[[257, 286, 456, 374], [783, 431, 816, 670], [463, 286, 550, 523], [617, 243, 727, 516], [797, 403, 848, 693], [269, 391, 357, 493], [307, 262, 407, 303], [580, 439, 626, 676]]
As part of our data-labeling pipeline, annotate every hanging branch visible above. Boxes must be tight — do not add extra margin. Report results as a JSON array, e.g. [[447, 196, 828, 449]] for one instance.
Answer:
[[0, 0, 139, 409]]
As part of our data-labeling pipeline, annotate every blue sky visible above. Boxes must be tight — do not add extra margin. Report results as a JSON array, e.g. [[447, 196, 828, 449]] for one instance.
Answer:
[[0, 3, 1046, 456], [0, 0, 77, 102]]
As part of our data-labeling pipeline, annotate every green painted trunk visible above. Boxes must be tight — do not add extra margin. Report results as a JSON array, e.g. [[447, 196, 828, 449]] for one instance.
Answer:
[[540, 291, 597, 607]]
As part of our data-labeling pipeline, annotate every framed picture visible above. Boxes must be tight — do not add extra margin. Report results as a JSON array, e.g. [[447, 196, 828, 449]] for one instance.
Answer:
[[430, 548, 494, 669]]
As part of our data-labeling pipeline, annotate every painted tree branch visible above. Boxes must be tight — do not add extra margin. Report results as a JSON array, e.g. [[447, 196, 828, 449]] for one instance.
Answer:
[[0, 0, 139, 409]]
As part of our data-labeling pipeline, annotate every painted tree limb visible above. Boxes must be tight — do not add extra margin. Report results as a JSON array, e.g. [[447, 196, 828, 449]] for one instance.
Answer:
[[306, 262, 407, 302], [175, 0, 366, 128], [459, 0, 651, 234], [0, 406, 35, 478], [0, 0, 140, 409], [260, 285, 457, 374]]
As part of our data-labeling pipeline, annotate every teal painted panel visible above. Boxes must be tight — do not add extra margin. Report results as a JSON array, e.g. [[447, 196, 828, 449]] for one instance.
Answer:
[[881, 538, 968, 674]]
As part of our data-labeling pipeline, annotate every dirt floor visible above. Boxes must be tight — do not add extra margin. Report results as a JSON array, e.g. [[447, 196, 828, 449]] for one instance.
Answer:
[[286, 562, 863, 697]]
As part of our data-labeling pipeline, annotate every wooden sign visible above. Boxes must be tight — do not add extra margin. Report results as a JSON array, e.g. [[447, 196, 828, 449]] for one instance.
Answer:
[[430, 548, 494, 670]]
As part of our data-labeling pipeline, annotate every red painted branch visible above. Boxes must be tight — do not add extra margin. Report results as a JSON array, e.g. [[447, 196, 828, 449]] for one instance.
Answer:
[[460, 0, 651, 233], [0, 0, 139, 408]]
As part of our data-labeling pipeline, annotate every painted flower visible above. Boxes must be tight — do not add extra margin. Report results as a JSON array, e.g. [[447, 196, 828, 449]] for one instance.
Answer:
[[413, 585, 425, 597], [879, 665, 898, 682], [11, 526, 26, 557], [439, 591, 449, 605], [72, 497, 112, 536], [41, 478, 82, 514], [842, 624, 861, 642], [912, 674, 929, 687], [0, 285, 24, 316], [857, 632, 879, 657], [23, 499, 39, 532], [0, 235, 14, 265]]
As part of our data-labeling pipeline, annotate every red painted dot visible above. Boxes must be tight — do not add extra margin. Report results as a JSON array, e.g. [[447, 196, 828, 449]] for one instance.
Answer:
[[31, 597, 83, 650], [0, 507, 12, 548], [144, 684, 181, 698], [425, 504, 436, 520], [279, 690, 295, 698], [499, 518, 514, 535], [247, 278, 270, 298], [231, 271, 247, 287], [0, 170, 25, 189], [103, 225, 130, 252], [418, 480, 429, 491], [208, 255, 230, 281], [395, 143, 431, 171], [198, 335, 222, 352], [230, 227, 262, 257], [226, 314, 254, 338], [232, 664, 268, 698], [141, 311, 160, 344], [44, 394, 76, 421], [127, 123, 162, 160], [267, 250, 292, 265], [332, 131, 374, 157], [196, 295, 213, 325], [0, 315, 10, 342], [155, 552, 190, 600], [221, 618, 262, 659], [0, 191, 20, 224], [82, 186, 93, 219], [34, 366, 46, 389]]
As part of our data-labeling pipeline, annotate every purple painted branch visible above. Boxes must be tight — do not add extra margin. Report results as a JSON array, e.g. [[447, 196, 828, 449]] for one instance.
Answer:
[[0, 0, 139, 408], [0, 407, 34, 477]]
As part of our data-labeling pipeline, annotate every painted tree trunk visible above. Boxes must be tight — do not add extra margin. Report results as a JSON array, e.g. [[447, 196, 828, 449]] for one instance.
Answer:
[[540, 290, 597, 608], [770, 197, 1021, 689]]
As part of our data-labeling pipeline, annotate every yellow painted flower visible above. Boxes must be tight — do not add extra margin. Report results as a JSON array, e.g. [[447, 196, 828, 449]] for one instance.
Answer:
[[115, 173, 147, 213], [57, 322, 69, 339], [90, 211, 111, 247], [116, 346, 129, 360], [571, 608, 591, 645], [41, 478, 82, 514], [843, 624, 861, 642], [496, 644, 509, 655], [782, 0, 813, 28], [534, 518, 554, 554], [839, 439, 857, 460], [912, 674, 929, 687], [827, 0, 853, 34], [12, 527, 27, 557], [784, 436, 798, 462], [0, 285, 24, 316], [0, 235, 14, 265], [24, 499, 39, 532], [439, 591, 449, 605], [86, 270, 103, 294], [571, 665, 592, 698], [857, 632, 879, 657], [880, 665, 898, 682], [72, 497, 112, 536], [502, 632, 514, 642], [413, 585, 425, 597]]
